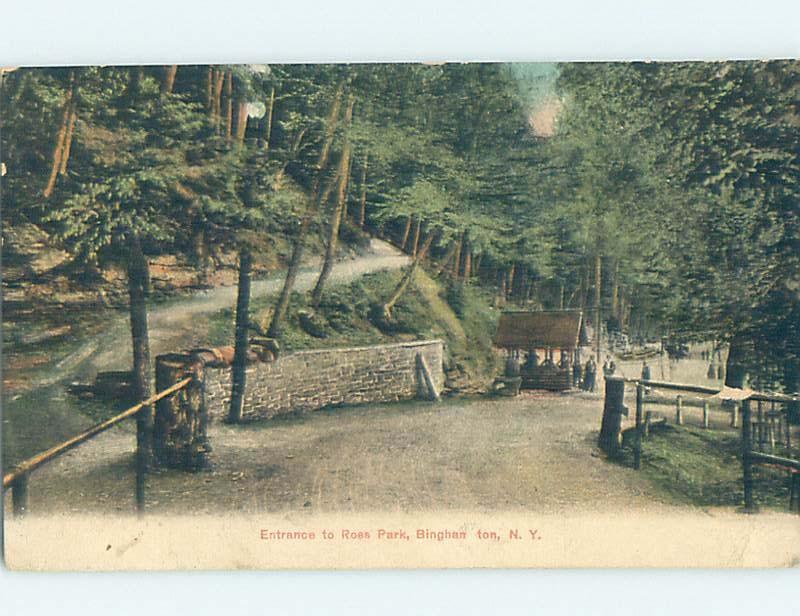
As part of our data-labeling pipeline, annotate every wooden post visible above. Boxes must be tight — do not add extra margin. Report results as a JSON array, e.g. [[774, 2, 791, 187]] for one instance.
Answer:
[[416, 353, 440, 402], [703, 400, 710, 429], [644, 411, 653, 438], [135, 413, 146, 513], [599, 377, 625, 455], [676, 395, 683, 425], [594, 254, 602, 366], [634, 382, 644, 470], [786, 404, 792, 452], [741, 399, 756, 512], [731, 403, 739, 428], [11, 474, 29, 517], [768, 416, 776, 451], [757, 401, 764, 451]]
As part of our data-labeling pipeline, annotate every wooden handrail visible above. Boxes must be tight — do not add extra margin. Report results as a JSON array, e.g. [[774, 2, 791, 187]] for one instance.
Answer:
[[3, 377, 192, 489], [749, 451, 800, 471], [608, 375, 799, 403]]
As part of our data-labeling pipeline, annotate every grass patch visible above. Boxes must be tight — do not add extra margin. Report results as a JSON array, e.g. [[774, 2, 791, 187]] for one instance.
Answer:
[[621, 423, 795, 511]]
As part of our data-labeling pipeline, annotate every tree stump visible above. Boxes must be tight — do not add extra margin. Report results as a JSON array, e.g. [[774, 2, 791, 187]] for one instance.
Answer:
[[599, 377, 627, 456], [154, 353, 210, 471]]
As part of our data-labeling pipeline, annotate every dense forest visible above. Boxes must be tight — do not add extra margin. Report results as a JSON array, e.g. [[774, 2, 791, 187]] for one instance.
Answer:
[[1, 61, 798, 401]]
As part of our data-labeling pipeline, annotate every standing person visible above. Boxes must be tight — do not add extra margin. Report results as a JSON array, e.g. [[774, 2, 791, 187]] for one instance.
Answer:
[[572, 360, 582, 389], [582, 359, 590, 391], [603, 355, 616, 378], [641, 359, 652, 395], [585, 357, 597, 392], [505, 351, 520, 377]]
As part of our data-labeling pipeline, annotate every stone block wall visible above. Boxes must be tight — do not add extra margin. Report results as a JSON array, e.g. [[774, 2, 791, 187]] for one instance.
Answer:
[[205, 340, 444, 421]]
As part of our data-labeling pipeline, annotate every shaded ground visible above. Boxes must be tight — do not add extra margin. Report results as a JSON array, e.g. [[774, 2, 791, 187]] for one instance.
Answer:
[[6, 391, 683, 516]]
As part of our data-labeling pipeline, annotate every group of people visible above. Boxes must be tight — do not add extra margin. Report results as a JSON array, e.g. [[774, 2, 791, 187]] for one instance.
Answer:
[[574, 356, 610, 391], [575, 355, 625, 392], [509, 350, 644, 393]]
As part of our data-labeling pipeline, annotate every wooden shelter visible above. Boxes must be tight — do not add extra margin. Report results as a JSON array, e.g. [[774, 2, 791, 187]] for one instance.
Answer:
[[493, 310, 588, 391]]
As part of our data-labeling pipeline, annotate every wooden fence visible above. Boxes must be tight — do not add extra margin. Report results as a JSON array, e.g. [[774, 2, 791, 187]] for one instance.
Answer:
[[2, 377, 192, 517], [600, 376, 800, 513]]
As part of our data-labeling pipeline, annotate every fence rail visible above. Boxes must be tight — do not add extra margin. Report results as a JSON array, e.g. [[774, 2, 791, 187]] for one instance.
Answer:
[[601, 375, 800, 513], [3, 376, 192, 516]]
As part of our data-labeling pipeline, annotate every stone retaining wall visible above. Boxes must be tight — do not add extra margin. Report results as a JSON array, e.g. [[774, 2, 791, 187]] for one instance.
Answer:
[[205, 340, 444, 421]]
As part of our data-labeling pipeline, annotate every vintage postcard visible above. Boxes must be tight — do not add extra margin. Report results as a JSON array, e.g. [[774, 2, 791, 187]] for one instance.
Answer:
[[2, 61, 799, 570]]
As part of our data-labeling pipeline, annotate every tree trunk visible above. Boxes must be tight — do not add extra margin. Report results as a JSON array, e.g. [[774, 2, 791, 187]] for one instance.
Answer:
[[263, 86, 275, 150], [317, 168, 340, 212], [452, 233, 463, 279], [161, 65, 178, 95], [400, 215, 413, 251], [382, 232, 434, 318], [311, 95, 355, 306], [498, 268, 507, 306], [507, 264, 516, 300], [58, 107, 78, 176], [358, 152, 368, 228], [725, 334, 747, 389], [235, 100, 248, 143], [579, 264, 587, 315], [267, 81, 345, 338], [228, 250, 252, 423], [224, 70, 233, 141], [205, 66, 213, 113], [610, 259, 620, 324], [594, 253, 602, 364], [341, 153, 354, 224], [435, 242, 458, 276], [411, 217, 422, 258], [127, 234, 153, 470], [191, 217, 209, 285], [213, 68, 224, 128], [463, 247, 472, 281], [43, 73, 75, 198]]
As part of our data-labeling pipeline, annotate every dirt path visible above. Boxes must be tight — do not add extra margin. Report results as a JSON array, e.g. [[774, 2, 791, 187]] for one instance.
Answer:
[[55, 239, 410, 382], [7, 391, 685, 516]]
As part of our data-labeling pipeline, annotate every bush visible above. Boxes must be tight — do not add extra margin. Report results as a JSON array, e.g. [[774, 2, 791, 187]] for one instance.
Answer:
[[339, 222, 371, 251], [444, 280, 467, 318]]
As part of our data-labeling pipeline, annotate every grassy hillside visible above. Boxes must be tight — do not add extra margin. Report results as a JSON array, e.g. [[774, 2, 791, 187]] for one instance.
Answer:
[[208, 268, 502, 391]]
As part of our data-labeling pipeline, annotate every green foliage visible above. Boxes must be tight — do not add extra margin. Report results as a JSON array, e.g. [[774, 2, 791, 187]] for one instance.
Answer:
[[3, 60, 797, 395], [552, 61, 799, 391]]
